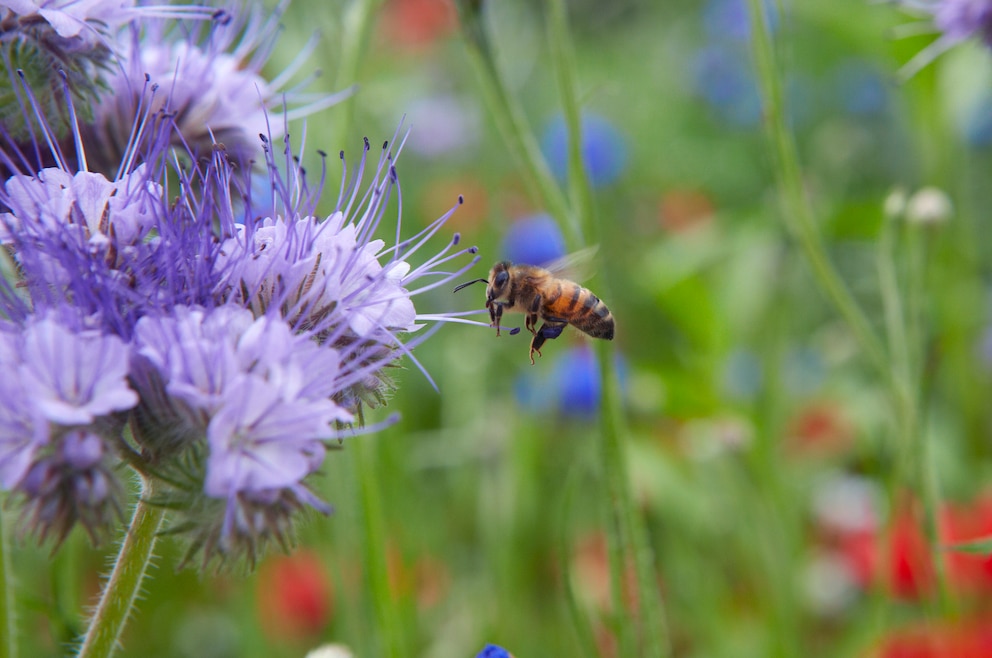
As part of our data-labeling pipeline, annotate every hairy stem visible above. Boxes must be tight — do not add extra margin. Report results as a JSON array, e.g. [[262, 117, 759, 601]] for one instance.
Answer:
[[352, 440, 403, 658], [76, 476, 165, 658], [0, 500, 15, 658]]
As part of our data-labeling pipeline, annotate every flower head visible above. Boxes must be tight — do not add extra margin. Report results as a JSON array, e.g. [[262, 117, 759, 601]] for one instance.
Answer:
[[0, 315, 135, 543], [899, 0, 992, 77], [1, 0, 479, 564], [0, 1, 213, 144], [85, 2, 349, 167]]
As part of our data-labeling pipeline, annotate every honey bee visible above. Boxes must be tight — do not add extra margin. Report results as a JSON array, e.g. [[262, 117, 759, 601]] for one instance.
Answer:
[[454, 250, 615, 364]]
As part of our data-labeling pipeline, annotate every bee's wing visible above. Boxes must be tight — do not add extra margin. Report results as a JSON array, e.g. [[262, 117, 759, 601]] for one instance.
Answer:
[[544, 246, 598, 282]]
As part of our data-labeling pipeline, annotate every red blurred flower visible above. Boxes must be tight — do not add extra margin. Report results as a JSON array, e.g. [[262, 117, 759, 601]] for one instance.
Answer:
[[835, 494, 992, 599], [257, 550, 333, 640], [786, 401, 853, 456], [941, 495, 992, 592], [658, 189, 713, 233], [840, 503, 933, 598], [386, 543, 450, 608], [380, 0, 455, 51], [422, 177, 489, 233], [871, 617, 992, 658]]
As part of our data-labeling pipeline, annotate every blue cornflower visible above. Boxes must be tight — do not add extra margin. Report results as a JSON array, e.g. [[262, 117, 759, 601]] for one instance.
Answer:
[[831, 60, 889, 117], [540, 113, 628, 188], [475, 645, 514, 658], [501, 213, 566, 267], [691, 44, 762, 127], [702, 0, 778, 41], [514, 345, 624, 417]]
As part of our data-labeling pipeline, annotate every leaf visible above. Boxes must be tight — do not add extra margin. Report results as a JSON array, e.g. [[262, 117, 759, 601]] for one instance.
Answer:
[[944, 536, 992, 555]]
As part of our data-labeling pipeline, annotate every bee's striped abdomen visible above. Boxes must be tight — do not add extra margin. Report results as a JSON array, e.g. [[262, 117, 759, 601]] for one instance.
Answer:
[[545, 283, 615, 341]]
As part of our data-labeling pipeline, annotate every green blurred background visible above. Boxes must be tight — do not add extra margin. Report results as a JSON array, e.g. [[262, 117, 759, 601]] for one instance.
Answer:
[[14, 0, 992, 656]]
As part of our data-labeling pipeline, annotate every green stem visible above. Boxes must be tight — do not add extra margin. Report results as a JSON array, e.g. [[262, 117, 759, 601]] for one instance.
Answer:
[[331, 0, 380, 152], [598, 340, 670, 658], [0, 499, 16, 658], [76, 476, 165, 658], [547, 1, 668, 653], [879, 217, 950, 614], [455, 0, 573, 239], [745, 0, 887, 377], [546, 0, 588, 247], [351, 440, 402, 658], [558, 465, 599, 658]]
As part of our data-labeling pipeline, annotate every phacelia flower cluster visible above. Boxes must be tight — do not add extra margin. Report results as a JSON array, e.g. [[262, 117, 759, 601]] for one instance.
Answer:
[[899, 0, 992, 76], [0, 2, 479, 566]]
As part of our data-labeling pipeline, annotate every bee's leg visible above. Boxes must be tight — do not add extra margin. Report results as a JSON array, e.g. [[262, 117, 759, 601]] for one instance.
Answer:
[[528, 322, 566, 365], [525, 295, 542, 335], [492, 302, 504, 337]]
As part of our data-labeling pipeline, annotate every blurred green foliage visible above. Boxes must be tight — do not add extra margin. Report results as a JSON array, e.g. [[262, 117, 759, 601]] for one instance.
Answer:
[[13, 0, 992, 656]]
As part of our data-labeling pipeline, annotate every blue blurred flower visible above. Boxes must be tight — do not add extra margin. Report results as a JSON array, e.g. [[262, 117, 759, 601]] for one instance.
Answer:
[[514, 345, 626, 417], [831, 61, 889, 117], [501, 213, 566, 266], [783, 346, 825, 397], [556, 345, 602, 416], [723, 349, 763, 400], [691, 45, 762, 127], [476, 644, 513, 658], [702, 0, 778, 41], [963, 101, 992, 147], [541, 113, 628, 188]]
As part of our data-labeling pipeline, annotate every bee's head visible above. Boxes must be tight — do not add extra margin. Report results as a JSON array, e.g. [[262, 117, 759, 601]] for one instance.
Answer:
[[452, 261, 512, 306], [486, 261, 512, 304]]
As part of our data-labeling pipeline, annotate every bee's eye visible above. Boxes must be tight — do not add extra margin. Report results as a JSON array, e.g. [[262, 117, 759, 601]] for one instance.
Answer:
[[495, 271, 509, 288]]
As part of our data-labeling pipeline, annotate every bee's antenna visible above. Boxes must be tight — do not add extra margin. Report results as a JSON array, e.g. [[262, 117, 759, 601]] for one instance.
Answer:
[[453, 278, 488, 293]]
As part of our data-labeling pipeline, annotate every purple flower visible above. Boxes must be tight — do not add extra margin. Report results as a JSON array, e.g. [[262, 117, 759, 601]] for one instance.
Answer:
[[932, 0, 992, 43], [1, 6, 479, 562], [0, 315, 133, 543], [0, 0, 208, 42], [17, 428, 123, 544], [19, 316, 137, 425], [87, 2, 349, 165], [131, 306, 353, 553], [0, 1, 213, 143], [899, 0, 992, 76], [0, 165, 161, 265], [0, 366, 48, 490], [476, 645, 514, 658]]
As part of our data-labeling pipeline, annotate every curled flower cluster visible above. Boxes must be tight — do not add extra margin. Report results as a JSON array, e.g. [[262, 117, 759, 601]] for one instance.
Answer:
[[0, 2, 480, 565]]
